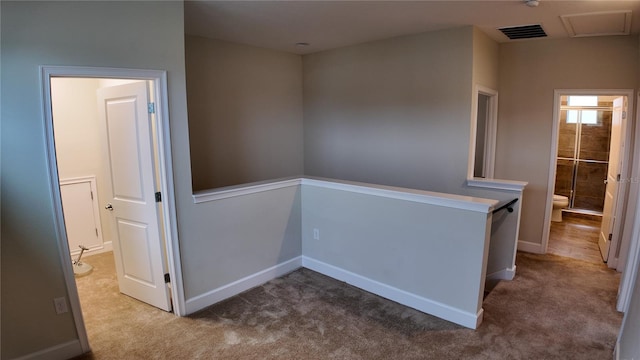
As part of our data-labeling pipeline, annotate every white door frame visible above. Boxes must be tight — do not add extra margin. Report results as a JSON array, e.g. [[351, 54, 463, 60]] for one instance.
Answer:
[[41, 66, 185, 353], [542, 89, 634, 262], [468, 85, 498, 180], [617, 92, 640, 311]]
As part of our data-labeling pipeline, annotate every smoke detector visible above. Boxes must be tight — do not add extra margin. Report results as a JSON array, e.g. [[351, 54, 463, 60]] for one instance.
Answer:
[[525, 0, 539, 7]]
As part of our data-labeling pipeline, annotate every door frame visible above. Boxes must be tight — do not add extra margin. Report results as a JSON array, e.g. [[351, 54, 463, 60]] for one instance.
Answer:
[[542, 89, 634, 264], [41, 66, 185, 353], [468, 85, 498, 179]]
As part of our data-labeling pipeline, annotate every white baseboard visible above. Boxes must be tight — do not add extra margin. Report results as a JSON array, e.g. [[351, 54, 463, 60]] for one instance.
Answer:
[[184, 256, 302, 314], [301, 256, 483, 329], [12, 340, 83, 360], [70, 241, 113, 258], [486, 266, 516, 281], [517, 240, 544, 254]]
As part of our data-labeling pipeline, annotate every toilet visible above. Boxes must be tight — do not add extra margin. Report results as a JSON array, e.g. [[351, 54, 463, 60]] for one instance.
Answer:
[[552, 194, 569, 222]]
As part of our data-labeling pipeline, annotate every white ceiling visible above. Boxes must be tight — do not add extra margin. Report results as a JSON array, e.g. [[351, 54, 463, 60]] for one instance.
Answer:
[[184, 0, 640, 55]]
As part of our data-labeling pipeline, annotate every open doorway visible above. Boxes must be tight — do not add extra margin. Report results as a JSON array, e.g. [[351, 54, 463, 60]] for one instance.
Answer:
[[544, 90, 634, 269], [469, 85, 498, 180], [42, 67, 183, 353]]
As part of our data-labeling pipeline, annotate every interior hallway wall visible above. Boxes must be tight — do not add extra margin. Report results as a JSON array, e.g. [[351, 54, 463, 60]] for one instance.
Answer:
[[185, 35, 304, 191], [472, 27, 499, 91], [496, 36, 639, 251], [302, 27, 474, 193], [0, 2, 189, 358]]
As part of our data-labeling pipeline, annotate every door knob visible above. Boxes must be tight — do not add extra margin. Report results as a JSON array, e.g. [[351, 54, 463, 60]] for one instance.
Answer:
[[105, 203, 114, 211]]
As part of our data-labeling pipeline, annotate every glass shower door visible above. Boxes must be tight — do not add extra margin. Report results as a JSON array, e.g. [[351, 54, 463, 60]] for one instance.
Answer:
[[555, 105, 612, 213]]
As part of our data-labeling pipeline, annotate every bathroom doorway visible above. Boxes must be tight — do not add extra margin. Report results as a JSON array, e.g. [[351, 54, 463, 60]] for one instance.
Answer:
[[544, 90, 633, 267]]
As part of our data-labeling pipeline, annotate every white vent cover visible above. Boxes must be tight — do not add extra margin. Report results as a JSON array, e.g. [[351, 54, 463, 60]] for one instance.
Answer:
[[561, 10, 632, 38]]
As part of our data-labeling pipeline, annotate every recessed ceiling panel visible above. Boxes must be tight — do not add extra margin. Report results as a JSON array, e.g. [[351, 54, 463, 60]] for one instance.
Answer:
[[561, 11, 632, 37]]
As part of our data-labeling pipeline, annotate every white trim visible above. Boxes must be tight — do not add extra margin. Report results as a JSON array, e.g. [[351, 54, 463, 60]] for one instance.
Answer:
[[518, 240, 544, 254], [41, 66, 185, 353], [184, 256, 302, 314], [561, 11, 632, 38], [607, 96, 633, 268], [80, 242, 113, 257], [486, 266, 517, 281], [618, 182, 640, 311], [193, 176, 498, 213], [613, 93, 640, 272], [193, 178, 301, 203], [302, 256, 483, 329], [41, 67, 90, 354], [12, 340, 83, 360], [543, 89, 635, 256], [302, 177, 498, 213], [466, 178, 528, 192], [151, 70, 186, 317]]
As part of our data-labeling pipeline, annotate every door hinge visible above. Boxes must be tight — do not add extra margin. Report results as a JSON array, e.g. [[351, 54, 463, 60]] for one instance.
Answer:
[[608, 233, 613, 241], [164, 273, 170, 283], [148, 102, 155, 114], [95, 228, 98, 237], [155, 192, 162, 203], [617, 174, 621, 182], [90, 191, 94, 200]]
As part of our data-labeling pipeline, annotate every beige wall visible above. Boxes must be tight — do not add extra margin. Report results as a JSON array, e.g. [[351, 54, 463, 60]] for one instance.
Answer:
[[52, 78, 103, 181], [303, 27, 474, 193], [1, 1, 188, 358], [185, 36, 304, 190], [497, 36, 639, 248], [472, 28, 499, 91], [469, 28, 500, 179]]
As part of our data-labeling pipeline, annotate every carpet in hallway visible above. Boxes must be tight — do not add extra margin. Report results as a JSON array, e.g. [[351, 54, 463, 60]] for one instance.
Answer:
[[74, 251, 622, 359]]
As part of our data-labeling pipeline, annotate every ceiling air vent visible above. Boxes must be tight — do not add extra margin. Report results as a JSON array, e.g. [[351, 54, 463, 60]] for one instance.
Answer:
[[498, 24, 547, 40]]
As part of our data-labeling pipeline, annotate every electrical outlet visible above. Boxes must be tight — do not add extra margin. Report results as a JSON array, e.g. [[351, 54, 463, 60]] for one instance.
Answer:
[[53, 297, 68, 314], [313, 228, 320, 240]]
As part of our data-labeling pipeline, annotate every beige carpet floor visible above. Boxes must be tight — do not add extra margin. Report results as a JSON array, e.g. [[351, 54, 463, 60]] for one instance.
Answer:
[[74, 251, 622, 359]]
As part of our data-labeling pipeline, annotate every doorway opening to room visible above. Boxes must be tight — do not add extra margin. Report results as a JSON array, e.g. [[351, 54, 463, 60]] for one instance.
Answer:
[[42, 67, 183, 353], [544, 90, 634, 271]]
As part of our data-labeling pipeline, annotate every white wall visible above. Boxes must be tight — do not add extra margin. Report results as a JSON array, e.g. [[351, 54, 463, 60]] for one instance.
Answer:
[[302, 27, 474, 193], [1, 2, 188, 358], [497, 36, 639, 250], [185, 36, 304, 191], [51, 78, 115, 254], [52, 78, 102, 180]]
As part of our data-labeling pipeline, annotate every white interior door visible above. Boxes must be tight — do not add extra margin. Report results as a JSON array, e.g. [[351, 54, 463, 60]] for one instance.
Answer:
[[599, 97, 625, 262], [97, 82, 172, 311]]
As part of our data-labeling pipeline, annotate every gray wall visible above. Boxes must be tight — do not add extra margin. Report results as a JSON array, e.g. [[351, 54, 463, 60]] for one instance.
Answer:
[[2, 4, 307, 358], [618, 250, 640, 358], [301, 182, 492, 327], [0, 1, 188, 358], [185, 36, 304, 190], [302, 27, 474, 193], [183, 188, 301, 299], [497, 36, 639, 248]]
